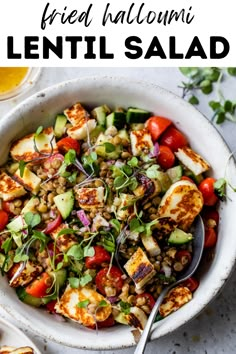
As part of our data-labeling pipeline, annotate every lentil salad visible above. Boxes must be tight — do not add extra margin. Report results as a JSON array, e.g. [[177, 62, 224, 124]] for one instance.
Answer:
[[0, 102, 219, 330]]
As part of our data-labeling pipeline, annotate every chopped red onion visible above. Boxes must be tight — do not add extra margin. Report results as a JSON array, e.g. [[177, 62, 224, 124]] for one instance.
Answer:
[[49, 209, 57, 219], [77, 210, 91, 226], [106, 296, 119, 304], [150, 142, 160, 158]]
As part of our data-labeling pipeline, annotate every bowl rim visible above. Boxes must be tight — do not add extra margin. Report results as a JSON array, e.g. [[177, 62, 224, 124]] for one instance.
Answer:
[[0, 75, 236, 350]]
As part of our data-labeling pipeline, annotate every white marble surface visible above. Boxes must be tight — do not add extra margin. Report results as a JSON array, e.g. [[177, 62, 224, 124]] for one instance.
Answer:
[[1, 67, 236, 354]]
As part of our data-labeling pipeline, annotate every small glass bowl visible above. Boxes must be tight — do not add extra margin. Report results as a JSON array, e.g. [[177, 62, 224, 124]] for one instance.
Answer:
[[0, 67, 41, 101]]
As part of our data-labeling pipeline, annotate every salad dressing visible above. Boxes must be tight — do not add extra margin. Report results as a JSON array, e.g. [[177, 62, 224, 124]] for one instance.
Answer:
[[0, 67, 29, 94]]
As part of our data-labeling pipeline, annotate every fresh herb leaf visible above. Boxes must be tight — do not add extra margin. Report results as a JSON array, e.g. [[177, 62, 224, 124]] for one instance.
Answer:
[[2, 237, 13, 254], [122, 165, 133, 176], [227, 68, 236, 76], [35, 126, 43, 137], [64, 149, 76, 165], [14, 251, 29, 263], [114, 176, 126, 189], [19, 160, 27, 178], [67, 171, 78, 184], [127, 157, 139, 168], [58, 228, 76, 236], [67, 244, 84, 260], [130, 218, 141, 232], [80, 274, 92, 287], [32, 230, 49, 252], [69, 277, 80, 288], [103, 142, 116, 153], [24, 212, 41, 229], [110, 219, 121, 234], [56, 262, 64, 270], [98, 300, 108, 307], [214, 178, 227, 201], [146, 164, 160, 179], [188, 95, 199, 105], [77, 299, 90, 308], [83, 246, 95, 257], [119, 301, 131, 315]]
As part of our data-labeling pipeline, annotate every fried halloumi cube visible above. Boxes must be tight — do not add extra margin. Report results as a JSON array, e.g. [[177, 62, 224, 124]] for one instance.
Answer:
[[125, 306, 147, 330], [124, 247, 156, 290], [130, 129, 154, 157], [158, 180, 203, 231], [159, 286, 192, 317], [14, 167, 41, 194], [74, 187, 105, 210], [55, 285, 112, 327], [50, 223, 78, 253], [7, 261, 43, 288], [116, 193, 136, 221], [175, 146, 210, 176], [10, 127, 58, 162], [0, 172, 26, 201], [141, 233, 161, 257], [65, 103, 96, 140], [64, 102, 89, 126]]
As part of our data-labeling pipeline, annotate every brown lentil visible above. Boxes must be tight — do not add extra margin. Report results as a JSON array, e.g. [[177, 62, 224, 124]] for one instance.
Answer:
[[150, 214, 157, 220], [121, 151, 131, 159], [148, 207, 156, 214], [173, 262, 184, 272], [143, 202, 152, 210]]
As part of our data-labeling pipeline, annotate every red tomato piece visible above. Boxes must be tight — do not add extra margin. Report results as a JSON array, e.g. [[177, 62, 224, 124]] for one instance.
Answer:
[[57, 137, 80, 155], [44, 214, 62, 234], [46, 300, 57, 313], [146, 116, 172, 141], [204, 228, 217, 248], [160, 126, 188, 152], [2, 201, 12, 214], [202, 208, 219, 228], [182, 277, 199, 292], [85, 246, 111, 269], [181, 176, 195, 184], [0, 210, 9, 231], [198, 178, 219, 206], [175, 250, 192, 266], [135, 292, 155, 310], [95, 266, 124, 296], [25, 272, 52, 298], [157, 145, 175, 170], [97, 315, 115, 328]]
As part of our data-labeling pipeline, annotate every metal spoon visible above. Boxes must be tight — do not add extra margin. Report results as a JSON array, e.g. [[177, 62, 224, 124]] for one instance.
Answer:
[[134, 215, 205, 354]]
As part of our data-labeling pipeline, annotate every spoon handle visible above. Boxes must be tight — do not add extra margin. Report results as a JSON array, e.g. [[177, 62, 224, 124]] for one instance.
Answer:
[[134, 285, 171, 354]]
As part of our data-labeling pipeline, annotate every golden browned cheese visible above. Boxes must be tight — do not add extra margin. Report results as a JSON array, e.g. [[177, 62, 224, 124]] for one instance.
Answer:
[[159, 286, 192, 317], [175, 146, 210, 175], [55, 286, 112, 327], [0, 346, 34, 353], [10, 127, 58, 162], [50, 223, 78, 253], [158, 180, 203, 231], [0, 172, 26, 201], [64, 102, 89, 126], [74, 187, 104, 210], [7, 261, 43, 288]]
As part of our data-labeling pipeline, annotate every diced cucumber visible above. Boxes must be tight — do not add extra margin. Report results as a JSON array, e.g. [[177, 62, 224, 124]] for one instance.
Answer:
[[130, 123, 145, 131], [54, 114, 67, 138], [114, 312, 129, 325], [51, 269, 67, 289], [16, 287, 42, 307], [166, 166, 183, 183], [54, 190, 74, 220], [168, 228, 193, 245], [126, 108, 151, 124], [185, 170, 204, 184], [117, 129, 130, 143], [90, 125, 105, 139], [92, 106, 107, 126], [7, 216, 27, 232], [155, 171, 172, 193], [106, 112, 126, 130]]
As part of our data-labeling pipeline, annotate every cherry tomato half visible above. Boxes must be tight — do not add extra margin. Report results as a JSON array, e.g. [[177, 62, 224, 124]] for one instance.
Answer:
[[146, 116, 172, 141], [25, 272, 52, 298], [181, 176, 195, 184], [175, 250, 192, 267], [85, 246, 111, 269], [157, 145, 175, 170], [160, 126, 188, 152], [198, 178, 219, 206], [2, 201, 12, 214], [135, 292, 155, 311], [202, 208, 219, 228], [182, 277, 199, 292], [44, 214, 62, 234], [0, 210, 9, 231], [97, 315, 115, 328], [57, 137, 80, 155], [204, 228, 217, 248], [45, 300, 57, 313], [95, 266, 124, 296]]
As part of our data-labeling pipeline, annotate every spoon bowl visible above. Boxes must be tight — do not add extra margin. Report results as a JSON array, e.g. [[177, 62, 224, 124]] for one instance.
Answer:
[[134, 215, 205, 354]]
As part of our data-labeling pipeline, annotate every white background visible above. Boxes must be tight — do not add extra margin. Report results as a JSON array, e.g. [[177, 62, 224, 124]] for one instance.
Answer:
[[0, 0, 235, 66]]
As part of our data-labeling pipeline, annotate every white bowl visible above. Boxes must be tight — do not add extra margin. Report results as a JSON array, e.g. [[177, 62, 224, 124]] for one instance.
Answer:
[[0, 76, 236, 350]]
